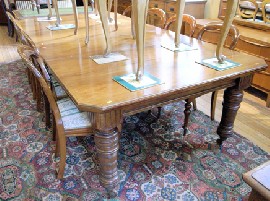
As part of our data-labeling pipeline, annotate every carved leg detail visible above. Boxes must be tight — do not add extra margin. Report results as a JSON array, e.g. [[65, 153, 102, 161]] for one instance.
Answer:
[[182, 99, 192, 136], [114, 0, 118, 31], [133, 0, 149, 81], [216, 0, 238, 62], [83, 0, 89, 44], [175, 0, 185, 48], [52, 0, 61, 26], [108, 0, 113, 22], [94, 128, 119, 197], [47, 0, 52, 19], [217, 87, 243, 146], [71, 0, 78, 35], [97, 0, 111, 56]]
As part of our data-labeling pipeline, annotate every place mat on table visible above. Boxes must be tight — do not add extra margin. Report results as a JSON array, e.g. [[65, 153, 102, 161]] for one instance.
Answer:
[[17, 7, 85, 19], [46, 24, 75, 31], [161, 42, 198, 52], [90, 53, 127, 64], [37, 16, 61, 21], [196, 57, 241, 71], [113, 73, 164, 91]]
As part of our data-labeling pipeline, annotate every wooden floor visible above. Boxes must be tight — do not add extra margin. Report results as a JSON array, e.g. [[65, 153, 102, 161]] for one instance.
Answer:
[[0, 25, 269, 153]]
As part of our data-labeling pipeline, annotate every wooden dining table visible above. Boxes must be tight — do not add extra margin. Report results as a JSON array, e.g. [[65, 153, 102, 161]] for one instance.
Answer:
[[17, 13, 267, 196]]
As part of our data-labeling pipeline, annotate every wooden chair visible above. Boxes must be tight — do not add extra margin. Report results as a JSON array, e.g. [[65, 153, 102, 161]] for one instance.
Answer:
[[238, 0, 259, 21], [6, 12, 67, 128], [196, 22, 240, 121], [123, 6, 166, 28], [262, 0, 270, 23], [122, 4, 131, 17], [164, 14, 196, 38], [147, 7, 166, 29], [17, 44, 94, 179]]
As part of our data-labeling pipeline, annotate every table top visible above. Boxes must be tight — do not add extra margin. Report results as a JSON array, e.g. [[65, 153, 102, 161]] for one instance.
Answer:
[[18, 14, 267, 113]]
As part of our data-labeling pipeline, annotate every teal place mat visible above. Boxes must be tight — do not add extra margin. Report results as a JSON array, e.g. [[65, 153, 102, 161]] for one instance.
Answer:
[[17, 7, 86, 18], [46, 24, 75, 30], [197, 57, 241, 71], [113, 73, 164, 91], [161, 42, 198, 52]]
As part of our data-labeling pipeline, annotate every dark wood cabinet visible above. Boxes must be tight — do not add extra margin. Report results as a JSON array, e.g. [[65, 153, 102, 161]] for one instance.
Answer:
[[0, 0, 8, 24], [115, 0, 207, 19]]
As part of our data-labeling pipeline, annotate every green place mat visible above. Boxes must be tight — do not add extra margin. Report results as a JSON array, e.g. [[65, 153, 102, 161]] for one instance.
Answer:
[[197, 57, 241, 71], [17, 6, 87, 18], [113, 73, 164, 91]]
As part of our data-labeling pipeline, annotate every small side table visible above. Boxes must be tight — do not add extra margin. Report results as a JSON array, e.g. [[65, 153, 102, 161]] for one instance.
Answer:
[[243, 161, 270, 201]]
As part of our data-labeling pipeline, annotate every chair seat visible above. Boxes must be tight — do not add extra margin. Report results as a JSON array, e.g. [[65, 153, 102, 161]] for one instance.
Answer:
[[51, 77, 67, 99], [57, 98, 92, 130]]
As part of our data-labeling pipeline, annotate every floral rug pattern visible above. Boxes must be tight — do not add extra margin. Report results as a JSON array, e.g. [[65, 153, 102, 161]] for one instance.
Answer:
[[0, 60, 269, 201]]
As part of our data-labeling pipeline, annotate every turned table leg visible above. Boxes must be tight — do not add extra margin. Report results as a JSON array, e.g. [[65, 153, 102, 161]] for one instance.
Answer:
[[94, 128, 119, 197], [182, 98, 192, 136], [93, 111, 122, 198], [217, 75, 253, 146]]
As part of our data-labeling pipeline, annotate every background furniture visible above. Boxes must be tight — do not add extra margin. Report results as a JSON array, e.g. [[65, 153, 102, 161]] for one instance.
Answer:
[[115, 0, 206, 19], [0, 0, 8, 24], [243, 160, 270, 201], [193, 19, 270, 107]]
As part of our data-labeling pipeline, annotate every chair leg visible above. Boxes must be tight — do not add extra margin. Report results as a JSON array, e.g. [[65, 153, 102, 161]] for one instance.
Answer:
[[52, 117, 56, 141], [36, 83, 42, 112], [157, 106, 162, 118], [182, 99, 192, 136], [57, 134, 67, 179], [192, 98, 197, 110], [55, 130, 59, 157], [44, 95, 51, 128], [211, 90, 218, 121]]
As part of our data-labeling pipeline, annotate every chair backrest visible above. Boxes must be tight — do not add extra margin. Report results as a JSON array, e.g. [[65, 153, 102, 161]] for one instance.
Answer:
[[197, 22, 240, 50], [164, 14, 196, 37], [123, 6, 166, 29], [6, 12, 40, 54], [122, 5, 131, 17], [238, 0, 258, 21], [17, 45, 65, 133], [262, 0, 270, 23], [147, 8, 166, 29]]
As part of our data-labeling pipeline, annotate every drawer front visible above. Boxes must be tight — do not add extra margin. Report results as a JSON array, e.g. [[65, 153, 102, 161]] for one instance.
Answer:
[[165, 2, 205, 19], [149, 1, 165, 10], [236, 39, 262, 59], [252, 72, 270, 92]]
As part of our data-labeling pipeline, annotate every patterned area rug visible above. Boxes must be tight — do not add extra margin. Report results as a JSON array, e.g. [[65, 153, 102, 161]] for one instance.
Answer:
[[0, 60, 269, 201]]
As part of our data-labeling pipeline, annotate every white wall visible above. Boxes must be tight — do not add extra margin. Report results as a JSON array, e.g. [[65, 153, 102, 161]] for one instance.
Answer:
[[204, 0, 220, 18]]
